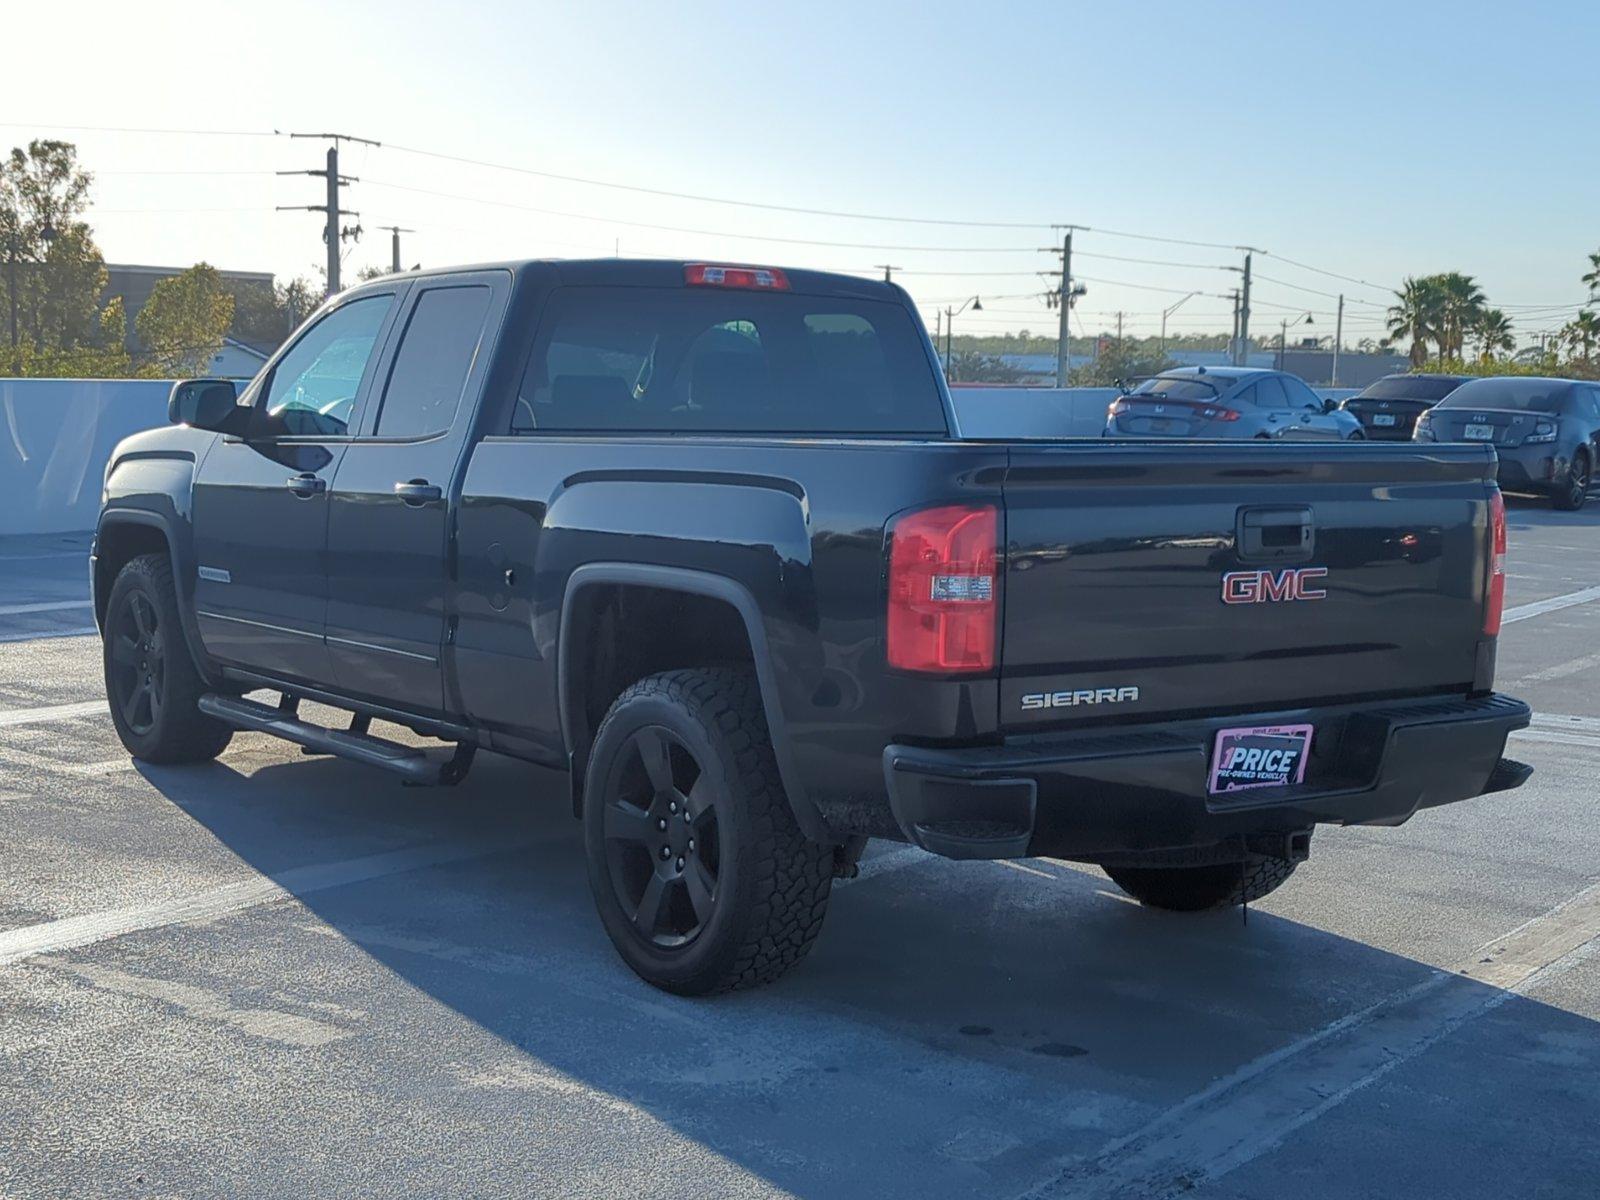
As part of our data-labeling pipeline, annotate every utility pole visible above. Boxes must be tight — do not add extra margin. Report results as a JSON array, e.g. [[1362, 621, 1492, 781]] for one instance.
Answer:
[[278, 132, 379, 296], [1116, 311, 1125, 351], [875, 264, 900, 282], [1229, 290, 1241, 364], [1043, 227, 1085, 387], [379, 225, 415, 274], [1331, 293, 1344, 387], [1237, 248, 1258, 366]]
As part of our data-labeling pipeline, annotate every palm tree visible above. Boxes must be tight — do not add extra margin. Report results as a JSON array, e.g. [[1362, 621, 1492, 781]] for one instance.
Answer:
[[1387, 277, 1440, 368], [1562, 309, 1600, 367], [1433, 272, 1486, 361], [1472, 308, 1514, 362], [1584, 250, 1600, 300]]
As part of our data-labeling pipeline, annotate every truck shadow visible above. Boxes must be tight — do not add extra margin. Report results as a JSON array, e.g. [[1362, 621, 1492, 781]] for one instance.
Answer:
[[134, 747, 1600, 1199]]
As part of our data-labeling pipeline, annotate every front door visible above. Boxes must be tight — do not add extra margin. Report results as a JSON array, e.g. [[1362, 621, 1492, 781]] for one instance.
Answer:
[[325, 274, 503, 713], [191, 291, 401, 683]]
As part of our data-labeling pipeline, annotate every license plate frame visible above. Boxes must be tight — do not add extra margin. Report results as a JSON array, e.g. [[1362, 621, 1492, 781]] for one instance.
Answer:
[[1372, 414, 1397, 427], [1208, 723, 1314, 796], [1463, 424, 1495, 441]]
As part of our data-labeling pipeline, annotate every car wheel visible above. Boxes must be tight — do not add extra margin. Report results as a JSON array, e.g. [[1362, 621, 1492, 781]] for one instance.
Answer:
[[1347, 430, 1365, 441], [1103, 854, 1298, 911], [1553, 450, 1590, 511], [103, 554, 233, 763], [583, 668, 833, 994]]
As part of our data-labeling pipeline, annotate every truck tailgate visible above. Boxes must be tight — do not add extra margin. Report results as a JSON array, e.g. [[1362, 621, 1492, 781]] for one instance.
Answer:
[[998, 443, 1497, 730]]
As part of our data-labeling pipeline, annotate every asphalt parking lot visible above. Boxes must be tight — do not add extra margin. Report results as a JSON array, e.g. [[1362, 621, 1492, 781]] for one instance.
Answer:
[[1, 505, 1597, 1200]]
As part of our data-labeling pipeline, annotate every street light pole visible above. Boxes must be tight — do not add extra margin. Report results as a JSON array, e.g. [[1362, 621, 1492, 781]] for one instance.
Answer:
[[6, 224, 17, 350], [1279, 311, 1314, 372], [1160, 292, 1198, 355], [942, 296, 982, 378]]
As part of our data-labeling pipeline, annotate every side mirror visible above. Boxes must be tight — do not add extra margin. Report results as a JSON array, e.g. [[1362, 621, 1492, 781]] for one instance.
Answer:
[[1322, 397, 1340, 413], [168, 379, 245, 433]]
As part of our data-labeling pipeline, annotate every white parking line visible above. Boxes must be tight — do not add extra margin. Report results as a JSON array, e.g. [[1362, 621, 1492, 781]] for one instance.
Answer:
[[0, 600, 92, 616], [0, 839, 532, 967], [0, 627, 99, 644], [1023, 880, 1600, 1199], [0, 699, 106, 729], [1502, 584, 1600, 624]]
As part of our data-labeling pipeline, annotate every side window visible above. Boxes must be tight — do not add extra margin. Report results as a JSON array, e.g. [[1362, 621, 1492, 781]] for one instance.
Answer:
[[1233, 384, 1258, 408], [259, 296, 393, 436], [1580, 388, 1600, 421], [372, 285, 493, 438], [1282, 375, 1324, 410], [1254, 377, 1290, 409]]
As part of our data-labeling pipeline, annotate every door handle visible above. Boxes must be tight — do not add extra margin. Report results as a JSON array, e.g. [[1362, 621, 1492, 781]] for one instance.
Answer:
[[394, 479, 442, 506], [286, 473, 325, 496]]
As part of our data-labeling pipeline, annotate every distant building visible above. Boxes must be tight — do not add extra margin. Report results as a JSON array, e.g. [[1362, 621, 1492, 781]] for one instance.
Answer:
[[101, 263, 275, 352], [206, 337, 271, 380]]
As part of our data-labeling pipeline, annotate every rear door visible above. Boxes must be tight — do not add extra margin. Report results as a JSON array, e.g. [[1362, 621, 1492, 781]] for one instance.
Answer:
[[1283, 374, 1343, 438], [324, 271, 507, 713], [997, 443, 1494, 732]]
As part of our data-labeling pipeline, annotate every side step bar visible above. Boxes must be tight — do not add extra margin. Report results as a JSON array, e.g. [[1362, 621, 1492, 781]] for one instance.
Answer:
[[198, 694, 476, 786]]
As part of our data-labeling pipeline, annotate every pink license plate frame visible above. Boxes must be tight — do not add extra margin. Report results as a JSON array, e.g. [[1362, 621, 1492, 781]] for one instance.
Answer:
[[1207, 724, 1314, 795]]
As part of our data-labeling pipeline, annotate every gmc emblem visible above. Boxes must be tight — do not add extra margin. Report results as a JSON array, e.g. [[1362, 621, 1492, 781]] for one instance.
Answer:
[[1222, 567, 1328, 604]]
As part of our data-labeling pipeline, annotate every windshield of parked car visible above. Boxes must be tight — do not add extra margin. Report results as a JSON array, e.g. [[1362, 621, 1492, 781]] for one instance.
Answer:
[[1130, 376, 1224, 400], [1357, 376, 1464, 401], [1436, 380, 1570, 413]]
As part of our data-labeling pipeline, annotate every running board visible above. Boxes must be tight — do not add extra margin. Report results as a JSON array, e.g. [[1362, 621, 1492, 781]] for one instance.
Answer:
[[197, 694, 476, 786]]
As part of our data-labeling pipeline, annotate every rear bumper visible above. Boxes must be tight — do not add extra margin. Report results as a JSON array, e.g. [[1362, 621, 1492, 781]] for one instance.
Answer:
[[883, 693, 1531, 861], [1496, 450, 1560, 493]]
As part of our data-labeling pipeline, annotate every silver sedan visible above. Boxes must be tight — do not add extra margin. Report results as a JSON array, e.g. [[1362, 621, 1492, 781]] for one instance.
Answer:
[[1104, 367, 1365, 440]]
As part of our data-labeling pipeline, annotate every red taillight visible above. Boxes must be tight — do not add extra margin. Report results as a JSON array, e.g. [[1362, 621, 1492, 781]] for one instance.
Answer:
[[683, 263, 790, 290], [1202, 406, 1241, 422], [887, 504, 998, 674], [1484, 489, 1507, 636], [1109, 398, 1131, 417]]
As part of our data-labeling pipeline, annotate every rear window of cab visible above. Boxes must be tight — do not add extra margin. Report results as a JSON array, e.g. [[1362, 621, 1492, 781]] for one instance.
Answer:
[[511, 286, 947, 436]]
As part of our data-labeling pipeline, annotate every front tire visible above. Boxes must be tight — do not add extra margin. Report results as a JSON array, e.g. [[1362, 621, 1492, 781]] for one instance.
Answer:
[[582, 668, 833, 995], [1104, 854, 1298, 911], [102, 554, 233, 763], [1552, 450, 1589, 511]]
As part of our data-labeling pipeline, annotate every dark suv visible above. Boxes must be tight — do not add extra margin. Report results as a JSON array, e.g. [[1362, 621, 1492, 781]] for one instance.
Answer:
[[1340, 373, 1468, 440], [1415, 376, 1600, 510]]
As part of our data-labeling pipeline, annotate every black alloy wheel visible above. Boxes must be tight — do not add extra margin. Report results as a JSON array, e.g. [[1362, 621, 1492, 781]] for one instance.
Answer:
[[108, 588, 166, 736], [599, 725, 722, 948]]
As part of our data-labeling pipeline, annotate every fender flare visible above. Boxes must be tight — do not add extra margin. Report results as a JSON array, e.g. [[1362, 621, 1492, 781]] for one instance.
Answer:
[[95, 507, 220, 690], [557, 562, 827, 843]]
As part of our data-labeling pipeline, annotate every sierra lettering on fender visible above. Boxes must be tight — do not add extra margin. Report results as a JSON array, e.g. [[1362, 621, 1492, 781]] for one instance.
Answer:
[[1221, 566, 1328, 605]]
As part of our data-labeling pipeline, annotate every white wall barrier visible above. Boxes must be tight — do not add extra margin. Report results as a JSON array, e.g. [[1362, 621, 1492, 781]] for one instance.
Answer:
[[0, 379, 172, 536]]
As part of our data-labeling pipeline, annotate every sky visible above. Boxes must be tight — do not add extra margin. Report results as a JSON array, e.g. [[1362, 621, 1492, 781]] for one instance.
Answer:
[[4, 0, 1597, 346]]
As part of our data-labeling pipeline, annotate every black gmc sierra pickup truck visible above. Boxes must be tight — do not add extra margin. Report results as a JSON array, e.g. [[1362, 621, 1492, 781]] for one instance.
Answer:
[[94, 258, 1531, 994]]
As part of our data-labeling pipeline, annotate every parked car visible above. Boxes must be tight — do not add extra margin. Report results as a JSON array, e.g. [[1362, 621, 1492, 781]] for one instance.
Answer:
[[1339, 372, 1469, 440], [1104, 367, 1364, 439], [94, 259, 1530, 995], [1415, 376, 1600, 511]]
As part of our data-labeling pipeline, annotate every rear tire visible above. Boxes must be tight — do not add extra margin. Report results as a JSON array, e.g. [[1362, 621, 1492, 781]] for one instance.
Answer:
[[582, 668, 833, 994], [102, 554, 233, 763], [1104, 855, 1297, 911], [1552, 450, 1589, 511]]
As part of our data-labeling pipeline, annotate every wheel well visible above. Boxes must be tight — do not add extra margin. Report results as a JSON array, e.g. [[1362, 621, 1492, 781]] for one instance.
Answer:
[[564, 583, 758, 810], [93, 522, 170, 626]]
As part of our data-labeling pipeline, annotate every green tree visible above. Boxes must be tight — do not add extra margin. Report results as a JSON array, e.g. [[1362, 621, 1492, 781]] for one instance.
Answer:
[[1387, 276, 1440, 368], [1583, 249, 1600, 300], [1561, 309, 1600, 369], [0, 139, 110, 359], [1433, 272, 1486, 361], [227, 275, 320, 350], [136, 263, 236, 375], [1471, 308, 1514, 362], [946, 351, 1026, 384], [1069, 341, 1176, 387]]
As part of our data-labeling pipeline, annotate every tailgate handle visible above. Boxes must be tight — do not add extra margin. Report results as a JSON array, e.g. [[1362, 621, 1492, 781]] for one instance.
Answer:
[[1238, 506, 1313, 562]]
